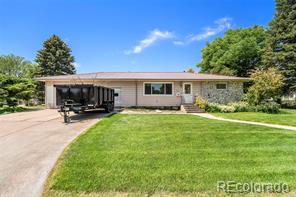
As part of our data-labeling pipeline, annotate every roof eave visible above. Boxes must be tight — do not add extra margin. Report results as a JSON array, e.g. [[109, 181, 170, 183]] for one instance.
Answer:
[[36, 78, 250, 82]]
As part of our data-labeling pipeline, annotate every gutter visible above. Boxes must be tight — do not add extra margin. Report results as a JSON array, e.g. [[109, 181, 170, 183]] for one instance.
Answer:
[[36, 78, 250, 82]]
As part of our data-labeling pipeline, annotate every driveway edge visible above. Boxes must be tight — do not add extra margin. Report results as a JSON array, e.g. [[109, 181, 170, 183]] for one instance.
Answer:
[[41, 112, 116, 197]]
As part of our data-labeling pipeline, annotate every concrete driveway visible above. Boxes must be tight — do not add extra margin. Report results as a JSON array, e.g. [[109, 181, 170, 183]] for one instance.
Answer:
[[0, 109, 108, 197]]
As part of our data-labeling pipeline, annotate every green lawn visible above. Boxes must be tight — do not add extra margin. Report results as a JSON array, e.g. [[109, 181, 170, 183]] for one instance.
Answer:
[[212, 109, 296, 127], [45, 114, 296, 196]]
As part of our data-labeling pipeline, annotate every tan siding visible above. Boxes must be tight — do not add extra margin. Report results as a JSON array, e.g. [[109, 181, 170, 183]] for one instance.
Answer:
[[93, 81, 136, 107], [46, 80, 137, 107], [137, 81, 182, 106], [45, 82, 56, 108], [44, 80, 206, 108], [192, 81, 202, 96]]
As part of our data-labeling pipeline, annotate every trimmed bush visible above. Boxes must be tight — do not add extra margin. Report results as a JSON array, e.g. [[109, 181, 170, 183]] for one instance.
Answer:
[[205, 101, 280, 114], [220, 105, 236, 113], [205, 103, 222, 112], [206, 103, 235, 113], [228, 102, 249, 112], [195, 96, 280, 114]]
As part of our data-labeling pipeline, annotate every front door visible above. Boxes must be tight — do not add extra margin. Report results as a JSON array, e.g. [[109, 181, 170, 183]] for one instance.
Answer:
[[183, 83, 193, 103]]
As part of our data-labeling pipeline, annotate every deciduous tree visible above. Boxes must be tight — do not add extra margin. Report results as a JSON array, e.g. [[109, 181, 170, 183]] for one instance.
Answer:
[[185, 68, 195, 73], [246, 68, 284, 105], [197, 26, 267, 77], [0, 54, 39, 78]]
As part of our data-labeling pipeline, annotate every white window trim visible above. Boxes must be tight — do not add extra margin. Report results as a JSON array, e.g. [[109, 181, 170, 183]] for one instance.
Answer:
[[143, 82, 174, 96], [216, 83, 227, 90], [182, 82, 193, 95]]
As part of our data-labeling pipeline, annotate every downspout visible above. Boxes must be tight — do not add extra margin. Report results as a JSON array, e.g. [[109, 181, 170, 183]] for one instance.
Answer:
[[45, 81, 47, 108], [135, 81, 138, 107], [180, 81, 183, 105], [200, 81, 203, 97]]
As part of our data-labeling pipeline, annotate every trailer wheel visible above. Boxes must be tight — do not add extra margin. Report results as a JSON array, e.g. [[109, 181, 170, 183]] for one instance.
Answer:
[[105, 103, 113, 112], [63, 112, 71, 123]]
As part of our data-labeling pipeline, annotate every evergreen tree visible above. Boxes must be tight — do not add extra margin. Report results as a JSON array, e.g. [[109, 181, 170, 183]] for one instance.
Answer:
[[263, 0, 296, 92], [0, 75, 36, 106], [35, 35, 76, 76]]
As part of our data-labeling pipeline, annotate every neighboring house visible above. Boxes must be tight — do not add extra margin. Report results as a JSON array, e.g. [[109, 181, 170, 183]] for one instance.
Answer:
[[37, 72, 248, 108], [282, 91, 296, 101]]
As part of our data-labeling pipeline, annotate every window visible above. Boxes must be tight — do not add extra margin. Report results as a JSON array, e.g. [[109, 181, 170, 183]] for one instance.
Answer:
[[144, 83, 151, 94], [216, 83, 227, 90], [152, 84, 164, 94], [165, 84, 172, 94], [184, 84, 191, 94], [144, 83, 173, 95]]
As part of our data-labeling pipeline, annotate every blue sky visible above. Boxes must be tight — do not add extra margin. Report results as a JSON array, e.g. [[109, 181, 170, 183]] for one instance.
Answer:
[[0, 0, 275, 73]]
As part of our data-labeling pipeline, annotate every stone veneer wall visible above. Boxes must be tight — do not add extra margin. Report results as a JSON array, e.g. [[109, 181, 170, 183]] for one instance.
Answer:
[[202, 81, 244, 104]]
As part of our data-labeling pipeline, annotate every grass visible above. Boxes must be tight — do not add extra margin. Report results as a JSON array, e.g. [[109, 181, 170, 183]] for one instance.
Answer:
[[45, 114, 296, 196], [212, 109, 296, 127]]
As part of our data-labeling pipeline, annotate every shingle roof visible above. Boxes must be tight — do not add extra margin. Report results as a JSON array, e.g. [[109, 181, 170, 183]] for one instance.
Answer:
[[36, 72, 249, 81]]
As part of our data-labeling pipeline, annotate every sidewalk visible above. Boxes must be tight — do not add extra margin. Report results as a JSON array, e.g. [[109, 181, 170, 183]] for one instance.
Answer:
[[193, 113, 296, 131]]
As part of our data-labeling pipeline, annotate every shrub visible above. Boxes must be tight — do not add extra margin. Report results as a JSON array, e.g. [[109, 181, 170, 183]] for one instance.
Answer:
[[205, 103, 235, 113], [228, 102, 249, 112], [205, 101, 280, 114], [0, 106, 24, 114], [255, 102, 280, 113], [205, 103, 221, 112], [220, 105, 236, 113], [195, 96, 208, 109]]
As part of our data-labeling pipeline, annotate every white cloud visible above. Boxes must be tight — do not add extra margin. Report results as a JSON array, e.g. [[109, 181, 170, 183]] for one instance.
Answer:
[[125, 18, 232, 53], [172, 40, 185, 46], [172, 17, 232, 45], [125, 29, 174, 54], [190, 17, 232, 41]]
